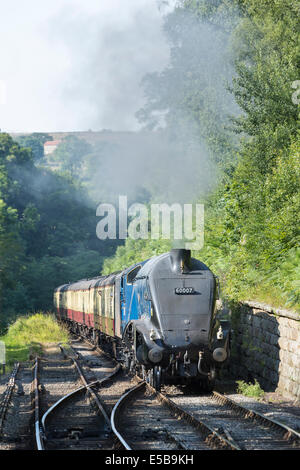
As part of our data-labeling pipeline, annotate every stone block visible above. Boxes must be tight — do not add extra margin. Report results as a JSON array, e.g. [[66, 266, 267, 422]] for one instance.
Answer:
[[278, 337, 289, 351]]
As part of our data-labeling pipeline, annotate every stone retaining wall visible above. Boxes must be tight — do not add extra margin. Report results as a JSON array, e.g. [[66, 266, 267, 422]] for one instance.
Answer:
[[230, 301, 300, 400]]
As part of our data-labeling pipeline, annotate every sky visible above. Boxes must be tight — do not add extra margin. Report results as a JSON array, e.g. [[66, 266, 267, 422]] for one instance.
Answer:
[[0, 0, 174, 133]]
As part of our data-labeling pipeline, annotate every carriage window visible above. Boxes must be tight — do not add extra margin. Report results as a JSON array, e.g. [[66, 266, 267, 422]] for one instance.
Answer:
[[127, 265, 142, 284]]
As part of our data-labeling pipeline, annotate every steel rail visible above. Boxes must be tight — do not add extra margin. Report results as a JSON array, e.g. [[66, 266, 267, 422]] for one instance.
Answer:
[[110, 380, 239, 450], [72, 357, 111, 427], [0, 362, 20, 437], [59, 327, 300, 450], [152, 385, 240, 450], [41, 379, 98, 433], [111, 381, 145, 450], [33, 358, 44, 450], [39, 356, 121, 449], [67, 344, 118, 374], [212, 391, 300, 442], [70, 333, 119, 366]]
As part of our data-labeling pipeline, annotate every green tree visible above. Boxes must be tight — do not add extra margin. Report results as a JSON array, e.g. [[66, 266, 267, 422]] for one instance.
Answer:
[[230, 0, 300, 172], [52, 135, 91, 176], [0, 199, 23, 316], [0, 134, 31, 315], [105, 0, 300, 310], [15, 133, 52, 161], [0, 133, 119, 327], [199, 0, 300, 308]]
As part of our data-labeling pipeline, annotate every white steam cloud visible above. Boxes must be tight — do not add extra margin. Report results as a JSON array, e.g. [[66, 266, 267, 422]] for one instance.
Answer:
[[0, 0, 173, 132]]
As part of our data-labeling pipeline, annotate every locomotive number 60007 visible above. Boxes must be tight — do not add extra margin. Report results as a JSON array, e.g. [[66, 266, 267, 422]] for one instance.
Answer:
[[174, 287, 195, 294]]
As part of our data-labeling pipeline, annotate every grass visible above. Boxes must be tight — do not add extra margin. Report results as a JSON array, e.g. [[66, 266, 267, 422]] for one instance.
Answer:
[[236, 379, 265, 399], [0, 313, 69, 369]]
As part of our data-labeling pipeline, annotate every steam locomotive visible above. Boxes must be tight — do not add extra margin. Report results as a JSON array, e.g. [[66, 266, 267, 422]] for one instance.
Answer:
[[54, 249, 230, 390]]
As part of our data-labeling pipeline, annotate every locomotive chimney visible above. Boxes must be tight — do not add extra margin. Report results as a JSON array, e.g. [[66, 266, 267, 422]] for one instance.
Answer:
[[170, 249, 191, 274]]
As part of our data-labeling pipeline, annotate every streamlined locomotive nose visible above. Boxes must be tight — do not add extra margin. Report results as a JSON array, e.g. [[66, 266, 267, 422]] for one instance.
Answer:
[[150, 275, 213, 349]]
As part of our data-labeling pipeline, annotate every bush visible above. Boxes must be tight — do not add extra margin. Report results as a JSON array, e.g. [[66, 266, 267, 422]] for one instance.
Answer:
[[236, 379, 265, 399], [0, 313, 69, 367]]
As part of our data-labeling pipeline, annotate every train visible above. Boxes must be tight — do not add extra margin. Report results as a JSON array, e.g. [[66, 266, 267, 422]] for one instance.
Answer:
[[54, 248, 230, 390]]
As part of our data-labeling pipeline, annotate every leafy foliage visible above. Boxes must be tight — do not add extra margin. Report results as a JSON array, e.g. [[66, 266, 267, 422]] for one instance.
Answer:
[[14, 133, 52, 161], [236, 379, 264, 398], [0, 313, 69, 367], [102, 237, 171, 275], [51, 135, 92, 176], [1, 0, 299, 326], [205, 0, 300, 310], [105, 0, 300, 312], [0, 133, 118, 330]]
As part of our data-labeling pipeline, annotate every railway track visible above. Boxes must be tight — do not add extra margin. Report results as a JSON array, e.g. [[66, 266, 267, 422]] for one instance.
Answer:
[[67, 335, 300, 451], [33, 342, 121, 450], [0, 361, 35, 450], [0, 363, 20, 437], [28, 335, 300, 451], [111, 382, 300, 450], [111, 381, 238, 450], [161, 387, 300, 450]]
